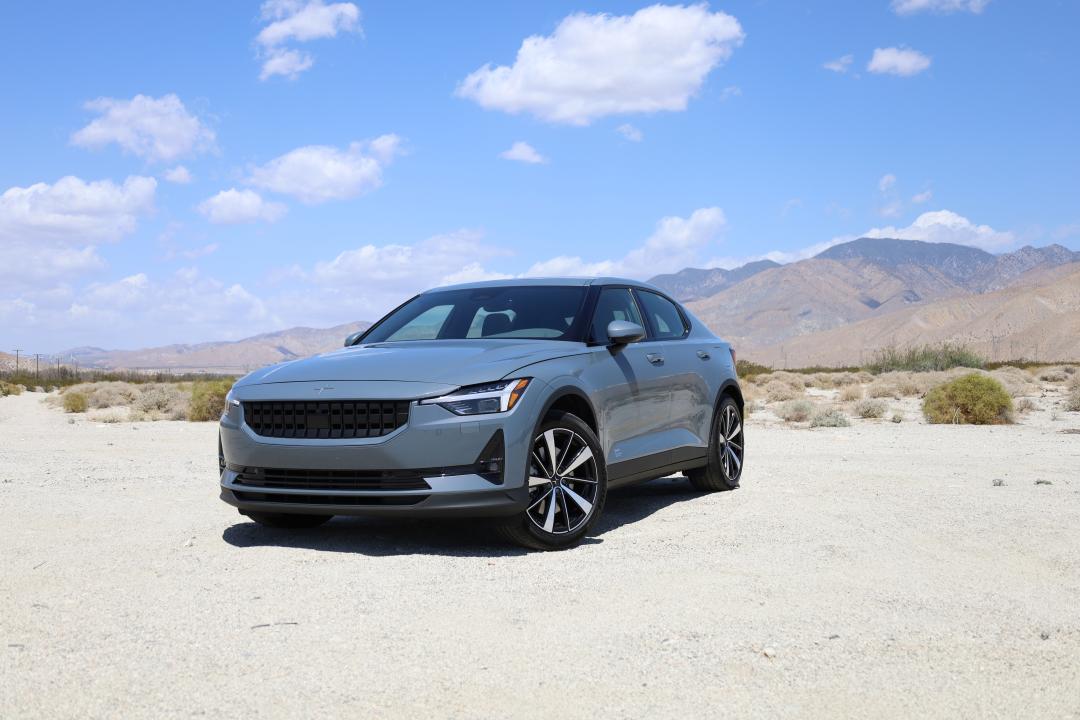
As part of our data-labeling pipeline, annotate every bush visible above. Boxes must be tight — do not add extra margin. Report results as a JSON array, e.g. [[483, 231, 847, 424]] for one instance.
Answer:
[[133, 384, 189, 420], [922, 374, 1013, 425], [1066, 386, 1080, 413], [867, 381, 899, 399], [891, 412, 903, 423], [1014, 398, 1037, 414], [854, 399, 887, 419], [776, 399, 814, 422], [764, 380, 801, 402], [866, 343, 986, 374], [810, 408, 850, 427], [1038, 367, 1069, 382], [838, 385, 863, 402], [88, 381, 140, 409], [736, 359, 771, 379], [63, 392, 89, 413], [189, 379, 233, 422], [0, 381, 23, 396]]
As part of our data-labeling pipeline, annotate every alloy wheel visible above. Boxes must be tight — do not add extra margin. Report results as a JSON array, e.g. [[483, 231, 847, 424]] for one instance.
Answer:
[[718, 404, 743, 481], [526, 427, 599, 535]]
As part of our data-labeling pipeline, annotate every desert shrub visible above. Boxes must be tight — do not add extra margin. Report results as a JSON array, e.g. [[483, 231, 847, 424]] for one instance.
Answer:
[[866, 343, 986, 374], [736, 359, 771, 379], [1064, 366, 1077, 376], [189, 379, 233, 422], [891, 412, 903, 423], [854, 398, 887, 419], [1014, 398, 1036, 414], [839, 385, 863, 402], [88, 381, 140, 409], [1038, 367, 1069, 382], [744, 399, 764, 416], [89, 409, 128, 423], [806, 373, 836, 389], [867, 381, 899, 399], [776, 399, 814, 422], [63, 392, 89, 413], [1066, 386, 1080, 412], [922, 374, 1013, 425], [831, 372, 860, 387], [810, 407, 850, 427], [990, 366, 1040, 398], [0, 381, 23, 396], [133, 384, 189, 420], [763, 371, 806, 390], [764, 380, 802, 402]]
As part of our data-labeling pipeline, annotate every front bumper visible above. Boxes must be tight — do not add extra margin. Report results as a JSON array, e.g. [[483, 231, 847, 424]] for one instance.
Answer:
[[218, 379, 541, 518]]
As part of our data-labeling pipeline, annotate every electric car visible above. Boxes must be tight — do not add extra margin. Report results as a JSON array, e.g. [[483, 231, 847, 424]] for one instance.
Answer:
[[219, 278, 744, 550]]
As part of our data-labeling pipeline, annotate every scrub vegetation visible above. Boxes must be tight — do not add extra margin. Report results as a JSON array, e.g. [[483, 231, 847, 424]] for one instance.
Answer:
[[922, 374, 1013, 425]]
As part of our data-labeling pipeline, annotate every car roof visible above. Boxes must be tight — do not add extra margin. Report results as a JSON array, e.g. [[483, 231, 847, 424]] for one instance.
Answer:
[[425, 276, 668, 294]]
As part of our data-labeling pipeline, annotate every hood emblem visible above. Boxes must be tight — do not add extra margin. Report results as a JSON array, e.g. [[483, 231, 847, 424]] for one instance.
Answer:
[[314, 386, 336, 395]]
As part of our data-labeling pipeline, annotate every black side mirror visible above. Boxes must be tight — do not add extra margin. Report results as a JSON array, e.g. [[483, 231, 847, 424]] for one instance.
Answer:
[[344, 331, 365, 347], [606, 320, 645, 345]]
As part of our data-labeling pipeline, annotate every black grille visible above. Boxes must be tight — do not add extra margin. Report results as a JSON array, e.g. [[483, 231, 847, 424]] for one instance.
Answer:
[[243, 400, 410, 439], [234, 466, 431, 492], [233, 490, 427, 506]]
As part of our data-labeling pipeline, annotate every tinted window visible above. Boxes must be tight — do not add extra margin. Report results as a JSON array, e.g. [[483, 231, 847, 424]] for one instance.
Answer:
[[638, 291, 687, 339], [590, 288, 643, 343], [363, 286, 588, 342]]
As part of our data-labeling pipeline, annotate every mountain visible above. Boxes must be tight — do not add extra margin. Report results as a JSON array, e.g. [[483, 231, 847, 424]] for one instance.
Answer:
[[750, 263, 1080, 366], [648, 259, 780, 301], [66, 321, 371, 373], [685, 238, 1080, 353]]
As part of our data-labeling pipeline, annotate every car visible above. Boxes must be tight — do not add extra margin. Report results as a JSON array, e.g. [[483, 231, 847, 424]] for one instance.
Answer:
[[218, 278, 745, 550]]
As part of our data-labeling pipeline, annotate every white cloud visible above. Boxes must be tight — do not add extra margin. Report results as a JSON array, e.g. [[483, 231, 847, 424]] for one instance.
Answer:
[[247, 135, 401, 203], [499, 141, 547, 164], [0, 175, 155, 294], [864, 209, 1014, 250], [891, 0, 989, 15], [456, 4, 744, 125], [256, 0, 361, 80], [163, 166, 192, 184], [912, 189, 933, 204], [867, 47, 932, 76], [823, 54, 854, 73], [718, 85, 742, 101], [878, 173, 897, 192], [197, 189, 286, 224], [525, 207, 727, 278], [616, 124, 644, 142], [71, 94, 215, 163]]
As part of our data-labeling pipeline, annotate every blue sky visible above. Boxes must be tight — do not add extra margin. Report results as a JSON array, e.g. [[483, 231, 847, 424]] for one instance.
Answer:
[[2, 0, 1078, 352]]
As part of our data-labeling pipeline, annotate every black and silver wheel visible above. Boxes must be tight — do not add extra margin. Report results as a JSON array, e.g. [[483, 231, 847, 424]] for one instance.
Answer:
[[498, 411, 607, 550], [688, 396, 743, 491], [244, 512, 333, 529]]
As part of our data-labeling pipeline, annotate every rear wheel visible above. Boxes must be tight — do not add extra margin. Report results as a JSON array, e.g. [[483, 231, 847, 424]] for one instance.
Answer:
[[245, 512, 333, 529], [497, 411, 607, 551], [687, 396, 743, 491]]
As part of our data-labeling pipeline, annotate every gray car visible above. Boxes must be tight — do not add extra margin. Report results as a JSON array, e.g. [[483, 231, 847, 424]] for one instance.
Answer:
[[219, 278, 744, 550]]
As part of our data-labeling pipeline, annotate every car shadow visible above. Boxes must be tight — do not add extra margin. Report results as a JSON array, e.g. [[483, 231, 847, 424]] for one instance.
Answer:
[[220, 475, 717, 557]]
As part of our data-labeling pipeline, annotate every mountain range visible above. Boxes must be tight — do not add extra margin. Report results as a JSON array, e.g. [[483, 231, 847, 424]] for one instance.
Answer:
[[24, 237, 1080, 373]]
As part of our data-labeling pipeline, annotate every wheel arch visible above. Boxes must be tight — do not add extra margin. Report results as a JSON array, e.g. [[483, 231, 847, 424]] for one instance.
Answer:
[[538, 385, 600, 437]]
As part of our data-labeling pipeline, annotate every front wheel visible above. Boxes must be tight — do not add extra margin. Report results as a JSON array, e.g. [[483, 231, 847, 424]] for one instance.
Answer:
[[497, 411, 607, 551], [245, 512, 333, 529], [687, 396, 744, 491]]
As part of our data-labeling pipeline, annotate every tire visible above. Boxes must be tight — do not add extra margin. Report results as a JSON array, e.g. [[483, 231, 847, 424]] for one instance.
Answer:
[[687, 396, 744, 492], [245, 512, 333, 529], [497, 411, 607, 551]]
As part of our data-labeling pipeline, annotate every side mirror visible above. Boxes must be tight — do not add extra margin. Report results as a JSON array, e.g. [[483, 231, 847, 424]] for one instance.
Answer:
[[344, 331, 365, 347], [607, 320, 645, 345]]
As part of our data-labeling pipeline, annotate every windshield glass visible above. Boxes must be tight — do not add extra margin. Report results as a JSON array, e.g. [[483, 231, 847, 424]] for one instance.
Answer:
[[362, 286, 589, 343]]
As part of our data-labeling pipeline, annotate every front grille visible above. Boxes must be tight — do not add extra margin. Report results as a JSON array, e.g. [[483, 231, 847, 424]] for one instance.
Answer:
[[233, 490, 427, 506], [243, 400, 410, 439], [234, 466, 431, 492]]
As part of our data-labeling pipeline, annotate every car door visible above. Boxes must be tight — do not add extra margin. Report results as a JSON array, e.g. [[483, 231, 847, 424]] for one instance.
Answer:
[[580, 287, 674, 477], [634, 289, 714, 450]]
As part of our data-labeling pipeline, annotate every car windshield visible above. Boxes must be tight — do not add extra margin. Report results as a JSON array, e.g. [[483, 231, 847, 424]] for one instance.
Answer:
[[362, 286, 589, 343]]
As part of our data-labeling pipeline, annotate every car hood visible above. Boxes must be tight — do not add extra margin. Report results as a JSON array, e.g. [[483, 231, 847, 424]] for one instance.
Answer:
[[235, 339, 587, 390]]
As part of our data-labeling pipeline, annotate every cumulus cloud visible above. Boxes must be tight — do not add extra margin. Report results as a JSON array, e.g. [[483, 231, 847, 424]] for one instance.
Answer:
[[867, 47, 931, 76], [912, 189, 933, 204], [525, 207, 727, 278], [878, 173, 897, 192], [256, 0, 361, 80], [864, 210, 1013, 250], [499, 141, 547, 164], [823, 54, 854, 73], [456, 4, 744, 125], [197, 189, 286, 224], [616, 124, 644, 142], [163, 166, 192, 184], [71, 94, 215, 162], [247, 135, 401, 203], [892, 0, 989, 15]]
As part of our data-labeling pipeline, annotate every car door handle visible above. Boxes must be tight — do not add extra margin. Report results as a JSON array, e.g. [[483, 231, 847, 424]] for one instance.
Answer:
[[697, 350, 711, 360], [646, 353, 664, 365]]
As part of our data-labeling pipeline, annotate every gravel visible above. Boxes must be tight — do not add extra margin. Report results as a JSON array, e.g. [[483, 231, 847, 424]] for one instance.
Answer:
[[2, 391, 1079, 719]]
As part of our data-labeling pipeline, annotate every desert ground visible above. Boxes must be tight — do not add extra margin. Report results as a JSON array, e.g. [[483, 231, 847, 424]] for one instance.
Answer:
[[2, 379, 1079, 719]]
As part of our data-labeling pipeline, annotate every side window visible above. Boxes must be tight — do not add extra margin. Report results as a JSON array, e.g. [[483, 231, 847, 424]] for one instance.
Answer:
[[385, 304, 453, 341], [637, 291, 688, 340], [590, 288, 643, 343]]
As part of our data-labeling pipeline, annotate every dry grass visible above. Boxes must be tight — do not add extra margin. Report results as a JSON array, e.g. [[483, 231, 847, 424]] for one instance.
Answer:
[[1, 381, 24, 396], [838, 385, 863, 402], [776, 399, 815, 422], [867, 381, 900, 399], [63, 392, 88, 413], [810, 407, 850, 428], [853, 399, 888, 419], [1038, 367, 1069, 383], [1014, 398, 1037, 414], [764, 380, 803, 402], [132, 384, 189, 421]]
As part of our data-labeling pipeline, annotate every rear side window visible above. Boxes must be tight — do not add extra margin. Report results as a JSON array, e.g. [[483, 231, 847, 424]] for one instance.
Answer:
[[590, 288, 643, 343], [637, 291, 688, 339]]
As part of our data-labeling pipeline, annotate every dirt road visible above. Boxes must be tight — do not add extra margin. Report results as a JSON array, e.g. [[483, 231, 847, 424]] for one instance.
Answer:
[[2, 391, 1078, 718]]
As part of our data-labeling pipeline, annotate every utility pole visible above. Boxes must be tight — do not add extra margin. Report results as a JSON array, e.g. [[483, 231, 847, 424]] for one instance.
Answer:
[[13, 349, 21, 374], [35, 353, 40, 378]]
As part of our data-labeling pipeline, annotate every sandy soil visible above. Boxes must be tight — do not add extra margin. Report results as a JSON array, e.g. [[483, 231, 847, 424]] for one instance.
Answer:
[[2, 390, 1079, 719]]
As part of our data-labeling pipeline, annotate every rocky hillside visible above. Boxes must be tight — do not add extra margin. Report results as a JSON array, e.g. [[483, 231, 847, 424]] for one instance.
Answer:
[[648, 260, 780, 301]]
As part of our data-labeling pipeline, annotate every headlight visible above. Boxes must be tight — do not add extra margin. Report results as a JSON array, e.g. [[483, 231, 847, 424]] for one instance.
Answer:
[[420, 378, 531, 416], [225, 389, 240, 407]]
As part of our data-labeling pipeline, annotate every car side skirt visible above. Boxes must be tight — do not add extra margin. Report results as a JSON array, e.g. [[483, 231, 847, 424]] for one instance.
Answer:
[[607, 446, 708, 488]]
